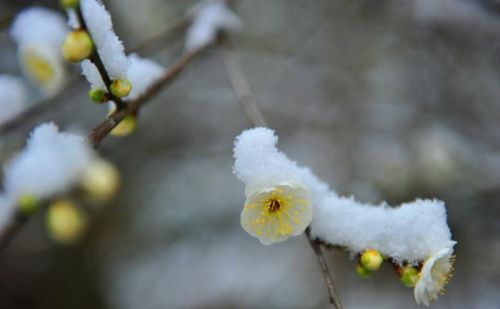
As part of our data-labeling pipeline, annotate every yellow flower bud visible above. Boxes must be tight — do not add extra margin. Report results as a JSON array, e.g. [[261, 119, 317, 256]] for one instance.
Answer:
[[60, 0, 79, 9], [80, 159, 120, 200], [355, 264, 371, 278], [360, 249, 384, 271], [62, 30, 93, 63], [46, 199, 86, 245], [18, 194, 38, 215], [88, 88, 107, 103], [110, 78, 132, 97], [110, 115, 136, 137], [400, 266, 419, 287]]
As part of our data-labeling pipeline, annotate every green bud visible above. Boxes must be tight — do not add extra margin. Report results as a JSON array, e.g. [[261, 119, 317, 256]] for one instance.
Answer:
[[62, 30, 93, 63], [110, 78, 132, 97], [360, 249, 384, 271], [355, 264, 371, 278], [400, 266, 419, 287], [88, 88, 107, 103], [18, 194, 38, 215], [60, 0, 79, 9]]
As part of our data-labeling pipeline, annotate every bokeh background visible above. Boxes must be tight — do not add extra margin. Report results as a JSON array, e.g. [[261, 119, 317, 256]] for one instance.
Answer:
[[1, 0, 500, 308]]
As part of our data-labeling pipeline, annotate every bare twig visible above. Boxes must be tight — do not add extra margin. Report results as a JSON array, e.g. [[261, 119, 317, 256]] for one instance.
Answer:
[[221, 40, 343, 309], [306, 228, 343, 309]]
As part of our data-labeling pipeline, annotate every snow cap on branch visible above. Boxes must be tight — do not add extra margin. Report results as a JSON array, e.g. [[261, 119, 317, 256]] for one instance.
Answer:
[[3, 123, 94, 200], [233, 127, 456, 305], [80, 0, 129, 78], [81, 59, 106, 90], [186, 0, 242, 52], [0, 75, 28, 126]]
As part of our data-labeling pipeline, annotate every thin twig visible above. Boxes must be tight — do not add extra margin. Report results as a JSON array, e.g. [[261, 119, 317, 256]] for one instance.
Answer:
[[306, 228, 343, 309], [220, 40, 343, 309]]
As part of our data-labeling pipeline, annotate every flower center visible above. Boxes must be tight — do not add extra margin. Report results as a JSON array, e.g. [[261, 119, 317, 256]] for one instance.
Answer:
[[267, 198, 281, 213]]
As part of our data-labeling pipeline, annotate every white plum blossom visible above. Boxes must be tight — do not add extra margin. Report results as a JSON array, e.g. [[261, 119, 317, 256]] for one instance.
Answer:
[[414, 246, 456, 306], [10, 7, 68, 96], [234, 128, 314, 245], [80, 0, 129, 79], [186, 0, 242, 52], [0, 75, 28, 126]]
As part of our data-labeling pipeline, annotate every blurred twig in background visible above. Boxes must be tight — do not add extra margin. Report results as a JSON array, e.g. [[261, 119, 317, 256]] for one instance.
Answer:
[[221, 39, 343, 309]]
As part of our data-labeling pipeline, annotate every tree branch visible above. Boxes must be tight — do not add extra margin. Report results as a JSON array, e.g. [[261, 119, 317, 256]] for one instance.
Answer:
[[220, 40, 343, 309]]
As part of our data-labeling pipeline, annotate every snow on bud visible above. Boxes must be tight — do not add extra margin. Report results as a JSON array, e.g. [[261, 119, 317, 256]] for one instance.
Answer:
[[360, 249, 383, 272], [62, 30, 93, 63], [80, 159, 120, 201], [110, 78, 132, 97], [46, 199, 86, 244], [80, 0, 129, 79]]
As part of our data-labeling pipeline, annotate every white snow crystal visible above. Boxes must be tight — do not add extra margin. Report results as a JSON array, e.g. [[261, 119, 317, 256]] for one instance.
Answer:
[[233, 127, 455, 262], [310, 196, 456, 261], [3, 123, 95, 200], [10, 7, 67, 47], [81, 59, 106, 90], [125, 54, 164, 100], [80, 0, 129, 78], [66, 8, 80, 29], [186, 0, 242, 52], [0, 75, 28, 126]]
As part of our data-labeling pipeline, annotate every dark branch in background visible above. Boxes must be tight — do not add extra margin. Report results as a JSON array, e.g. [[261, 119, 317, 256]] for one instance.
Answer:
[[221, 41, 343, 309]]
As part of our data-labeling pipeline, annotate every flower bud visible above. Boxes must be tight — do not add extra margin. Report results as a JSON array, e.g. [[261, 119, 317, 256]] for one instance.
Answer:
[[111, 115, 136, 137], [46, 199, 86, 245], [18, 194, 38, 215], [60, 0, 79, 9], [400, 266, 419, 287], [88, 88, 107, 103], [62, 30, 93, 63], [110, 78, 132, 97], [360, 249, 383, 271], [355, 264, 371, 278], [80, 159, 120, 200]]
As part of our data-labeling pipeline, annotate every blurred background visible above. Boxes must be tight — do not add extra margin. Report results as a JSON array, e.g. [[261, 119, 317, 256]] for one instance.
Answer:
[[1, 0, 500, 308]]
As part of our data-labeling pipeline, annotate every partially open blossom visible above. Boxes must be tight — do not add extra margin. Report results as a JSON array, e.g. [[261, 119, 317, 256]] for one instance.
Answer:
[[414, 246, 455, 306], [10, 7, 68, 96], [241, 183, 312, 245]]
